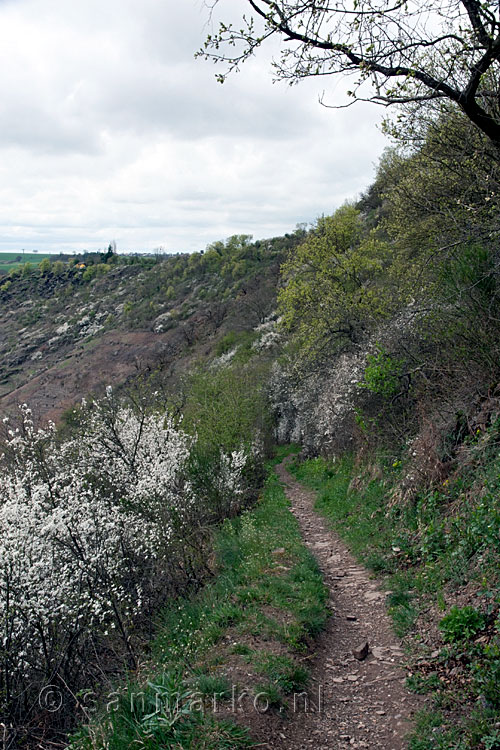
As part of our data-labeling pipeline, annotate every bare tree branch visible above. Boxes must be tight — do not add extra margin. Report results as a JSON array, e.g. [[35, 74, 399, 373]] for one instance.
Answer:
[[198, 0, 500, 145]]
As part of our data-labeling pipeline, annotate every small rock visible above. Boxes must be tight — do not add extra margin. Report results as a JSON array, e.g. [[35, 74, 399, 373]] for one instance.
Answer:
[[431, 649, 440, 659], [272, 547, 286, 555], [353, 641, 369, 661], [346, 615, 357, 621], [364, 591, 384, 601]]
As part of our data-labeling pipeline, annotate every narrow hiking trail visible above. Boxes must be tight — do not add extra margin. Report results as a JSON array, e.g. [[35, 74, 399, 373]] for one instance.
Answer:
[[271, 459, 423, 749]]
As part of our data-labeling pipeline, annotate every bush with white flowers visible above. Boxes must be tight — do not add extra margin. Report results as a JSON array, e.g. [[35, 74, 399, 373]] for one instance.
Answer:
[[0, 390, 252, 735]]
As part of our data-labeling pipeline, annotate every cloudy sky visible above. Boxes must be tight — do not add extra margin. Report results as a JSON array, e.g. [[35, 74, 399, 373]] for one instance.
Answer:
[[0, 0, 387, 255]]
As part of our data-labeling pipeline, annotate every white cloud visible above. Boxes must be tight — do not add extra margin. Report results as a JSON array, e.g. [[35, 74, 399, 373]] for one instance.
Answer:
[[0, 0, 387, 254]]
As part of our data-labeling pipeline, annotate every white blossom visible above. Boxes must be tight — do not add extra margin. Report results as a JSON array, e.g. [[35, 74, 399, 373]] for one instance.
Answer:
[[0, 392, 253, 721]]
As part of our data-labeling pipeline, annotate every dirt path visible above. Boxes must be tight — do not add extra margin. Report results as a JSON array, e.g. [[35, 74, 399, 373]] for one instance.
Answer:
[[269, 458, 423, 749]]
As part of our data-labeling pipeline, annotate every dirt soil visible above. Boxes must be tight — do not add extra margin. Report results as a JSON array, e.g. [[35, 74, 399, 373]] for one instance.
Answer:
[[259, 459, 425, 749]]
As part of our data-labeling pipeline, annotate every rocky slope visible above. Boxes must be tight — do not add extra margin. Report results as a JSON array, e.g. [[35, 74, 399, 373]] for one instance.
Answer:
[[0, 233, 298, 423]]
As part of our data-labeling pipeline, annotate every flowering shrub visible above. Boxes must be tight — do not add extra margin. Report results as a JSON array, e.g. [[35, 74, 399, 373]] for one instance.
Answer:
[[187, 445, 251, 524], [269, 351, 365, 455], [270, 304, 421, 456], [0, 391, 252, 739]]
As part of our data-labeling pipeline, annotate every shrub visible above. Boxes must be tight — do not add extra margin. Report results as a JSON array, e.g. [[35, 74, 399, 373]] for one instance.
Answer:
[[0, 390, 253, 739], [439, 606, 485, 643], [473, 641, 500, 708], [359, 345, 404, 397]]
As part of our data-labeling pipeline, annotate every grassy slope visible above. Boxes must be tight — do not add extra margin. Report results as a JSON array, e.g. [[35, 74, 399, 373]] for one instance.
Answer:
[[292, 443, 500, 750], [0, 252, 54, 272], [72, 447, 328, 749]]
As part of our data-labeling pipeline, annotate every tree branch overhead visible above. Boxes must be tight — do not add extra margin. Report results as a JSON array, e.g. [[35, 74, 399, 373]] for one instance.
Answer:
[[198, 0, 500, 145]]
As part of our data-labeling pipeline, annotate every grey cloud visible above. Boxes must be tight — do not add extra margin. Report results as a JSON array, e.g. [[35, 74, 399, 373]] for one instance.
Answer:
[[0, 0, 386, 255]]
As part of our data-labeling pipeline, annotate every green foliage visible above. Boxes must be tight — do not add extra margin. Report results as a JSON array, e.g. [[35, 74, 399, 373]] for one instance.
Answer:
[[215, 331, 239, 356], [214, 330, 258, 361], [253, 681, 285, 710], [408, 709, 464, 750], [72, 671, 251, 749], [253, 653, 309, 694], [7, 93, 500, 749], [406, 672, 441, 695], [359, 345, 404, 397], [74, 462, 328, 748], [230, 643, 252, 656], [268, 109, 500, 463], [272, 443, 301, 463], [82, 263, 110, 283], [382, 113, 500, 345], [408, 704, 500, 749], [292, 454, 392, 569], [388, 594, 419, 637], [21, 262, 33, 277], [472, 639, 500, 709], [52, 260, 66, 276], [0, 251, 54, 274], [194, 674, 231, 701], [439, 606, 485, 644], [38, 257, 52, 274], [181, 361, 271, 454], [278, 204, 393, 363]]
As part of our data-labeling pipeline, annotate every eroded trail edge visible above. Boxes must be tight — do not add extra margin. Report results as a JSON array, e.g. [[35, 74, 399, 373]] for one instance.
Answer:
[[274, 458, 422, 749]]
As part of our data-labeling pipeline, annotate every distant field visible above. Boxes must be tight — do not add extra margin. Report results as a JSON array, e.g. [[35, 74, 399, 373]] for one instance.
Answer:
[[0, 252, 55, 273]]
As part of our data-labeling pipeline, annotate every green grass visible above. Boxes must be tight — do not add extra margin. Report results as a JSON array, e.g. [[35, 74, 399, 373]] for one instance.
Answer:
[[194, 674, 232, 700], [71, 457, 328, 749], [408, 710, 464, 750], [292, 455, 395, 571], [252, 652, 309, 694], [0, 251, 54, 272]]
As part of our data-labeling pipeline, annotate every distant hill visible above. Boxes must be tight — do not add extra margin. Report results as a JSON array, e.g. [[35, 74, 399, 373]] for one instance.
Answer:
[[0, 232, 304, 423]]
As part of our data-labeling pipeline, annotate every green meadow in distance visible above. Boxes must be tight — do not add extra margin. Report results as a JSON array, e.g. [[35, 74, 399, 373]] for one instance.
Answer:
[[0, 252, 57, 273]]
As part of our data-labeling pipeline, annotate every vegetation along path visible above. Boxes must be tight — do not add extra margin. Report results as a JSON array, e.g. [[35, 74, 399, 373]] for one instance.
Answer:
[[273, 458, 422, 749]]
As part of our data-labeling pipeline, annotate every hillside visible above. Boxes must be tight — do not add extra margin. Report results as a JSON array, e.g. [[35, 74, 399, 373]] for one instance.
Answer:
[[0, 232, 301, 423]]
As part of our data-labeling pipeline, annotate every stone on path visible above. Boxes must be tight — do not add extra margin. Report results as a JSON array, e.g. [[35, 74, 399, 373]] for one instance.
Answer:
[[353, 641, 370, 661]]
